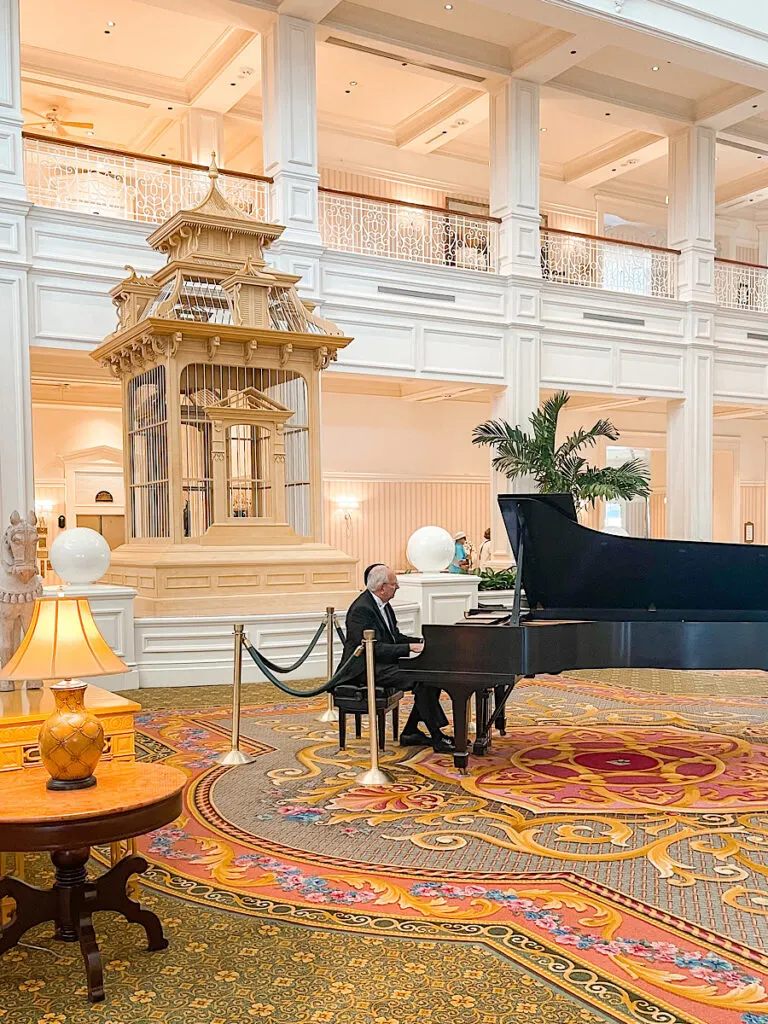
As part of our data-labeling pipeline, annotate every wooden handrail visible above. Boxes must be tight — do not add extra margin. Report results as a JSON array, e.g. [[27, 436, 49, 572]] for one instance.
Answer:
[[22, 131, 273, 184], [541, 225, 680, 255], [715, 255, 768, 271], [318, 185, 502, 223]]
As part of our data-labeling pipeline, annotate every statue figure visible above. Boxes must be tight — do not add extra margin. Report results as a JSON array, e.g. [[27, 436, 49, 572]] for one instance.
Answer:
[[0, 511, 44, 691]]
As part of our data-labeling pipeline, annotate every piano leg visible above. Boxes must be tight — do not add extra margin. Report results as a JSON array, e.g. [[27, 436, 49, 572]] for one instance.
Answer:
[[473, 690, 492, 756], [494, 685, 507, 735], [450, 693, 471, 773]]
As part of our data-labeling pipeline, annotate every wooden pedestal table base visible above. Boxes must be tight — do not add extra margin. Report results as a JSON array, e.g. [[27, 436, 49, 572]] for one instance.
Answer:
[[0, 761, 185, 1003]]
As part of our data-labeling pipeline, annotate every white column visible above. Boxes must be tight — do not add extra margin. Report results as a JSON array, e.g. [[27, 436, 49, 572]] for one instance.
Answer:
[[0, 0, 34, 530], [489, 329, 540, 564], [666, 342, 714, 540], [489, 80, 541, 279], [668, 126, 716, 303], [757, 222, 768, 266], [182, 109, 224, 166], [261, 16, 321, 248]]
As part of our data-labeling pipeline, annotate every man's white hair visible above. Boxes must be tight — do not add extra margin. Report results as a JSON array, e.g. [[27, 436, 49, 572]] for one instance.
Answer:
[[366, 564, 391, 593]]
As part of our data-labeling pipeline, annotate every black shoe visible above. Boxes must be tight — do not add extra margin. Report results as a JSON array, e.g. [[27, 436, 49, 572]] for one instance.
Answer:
[[400, 729, 431, 747], [432, 734, 456, 754]]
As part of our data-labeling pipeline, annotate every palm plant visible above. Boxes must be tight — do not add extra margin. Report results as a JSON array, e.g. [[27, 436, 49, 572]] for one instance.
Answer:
[[472, 391, 650, 508]]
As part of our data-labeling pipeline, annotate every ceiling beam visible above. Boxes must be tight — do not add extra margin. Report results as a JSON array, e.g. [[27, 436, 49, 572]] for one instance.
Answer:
[[564, 131, 666, 189], [395, 88, 487, 154], [400, 384, 486, 403], [547, 67, 694, 129], [511, 26, 609, 84], [716, 163, 768, 209], [278, 0, 339, 20], [319, 2, 512, 78], [696, 84, 768, 131]]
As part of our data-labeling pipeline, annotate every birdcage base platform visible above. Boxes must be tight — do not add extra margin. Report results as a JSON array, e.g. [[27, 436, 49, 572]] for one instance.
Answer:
[[104, 540, 358, 617]]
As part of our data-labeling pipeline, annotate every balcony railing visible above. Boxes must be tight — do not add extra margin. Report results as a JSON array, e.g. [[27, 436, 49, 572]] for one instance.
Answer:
[[541, 227, 679, 300], [23, 133, 271, 225], [319, 187, 500, 273], [715, 257, 768, 312]]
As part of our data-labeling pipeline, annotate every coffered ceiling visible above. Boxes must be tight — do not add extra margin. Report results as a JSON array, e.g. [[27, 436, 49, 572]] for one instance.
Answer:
[[17, 0, 768, 213]]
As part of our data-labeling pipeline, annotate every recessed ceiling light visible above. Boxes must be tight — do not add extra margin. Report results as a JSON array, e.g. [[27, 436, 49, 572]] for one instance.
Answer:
[[605, 112, 611, 116], [161, 153, 166, 157], [167, 106, 173, 111], [345, 89, 351, 94], [570, 50, 576, 55], [349, 80, 357, 86], [753, 104, 759, 109], [455, 118, 468, 125], [104, 29, 111, 34], [230, 82, 237, 86], [540, 127, 547, 133], [106, 20, 116, 27], [87, 130, 95, 137], [444, 3, 453, 9], [611, 167, 617, 172], [651, 65, 660, 71]]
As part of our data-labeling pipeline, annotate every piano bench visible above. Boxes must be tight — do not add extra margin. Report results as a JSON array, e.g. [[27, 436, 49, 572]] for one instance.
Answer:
[[332, 685, 403, 751]]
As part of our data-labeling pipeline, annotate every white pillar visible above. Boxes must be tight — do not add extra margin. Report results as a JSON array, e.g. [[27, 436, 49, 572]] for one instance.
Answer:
[[261, 16, 321, 248], [489, 329, 541, 564], [757, 222, 768, 266], [666, 344, 714, 540], [668, 126, 716, 303], [182, 109, 224, 166], [489, 80, 541, 279], [0, 0, 34, 529]]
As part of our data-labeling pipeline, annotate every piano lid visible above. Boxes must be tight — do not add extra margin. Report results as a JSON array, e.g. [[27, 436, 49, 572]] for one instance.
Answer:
[[499, 493, 768, 622]]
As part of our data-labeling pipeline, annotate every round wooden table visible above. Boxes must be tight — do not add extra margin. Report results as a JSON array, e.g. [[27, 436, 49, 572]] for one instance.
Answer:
[[0, 760, 185, 1003]]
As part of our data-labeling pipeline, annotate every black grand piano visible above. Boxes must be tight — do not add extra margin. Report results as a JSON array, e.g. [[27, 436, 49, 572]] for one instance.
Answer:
[[399, 493, 768, 769]]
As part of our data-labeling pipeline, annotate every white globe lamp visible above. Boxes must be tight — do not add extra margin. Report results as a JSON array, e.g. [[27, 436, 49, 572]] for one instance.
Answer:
[[406, 526, 455, 573], [50, 528, 111, 586]]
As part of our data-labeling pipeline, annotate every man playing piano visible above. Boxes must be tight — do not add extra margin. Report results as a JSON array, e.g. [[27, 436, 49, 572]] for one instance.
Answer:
[[339, 564, 455, 753]]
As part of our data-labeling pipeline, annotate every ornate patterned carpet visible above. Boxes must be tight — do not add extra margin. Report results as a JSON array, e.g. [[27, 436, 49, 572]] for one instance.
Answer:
[[3, 671, 768, 1024]]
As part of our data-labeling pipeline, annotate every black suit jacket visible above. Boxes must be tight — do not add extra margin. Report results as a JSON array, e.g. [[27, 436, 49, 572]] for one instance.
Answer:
[[339, 590, 419, 681]]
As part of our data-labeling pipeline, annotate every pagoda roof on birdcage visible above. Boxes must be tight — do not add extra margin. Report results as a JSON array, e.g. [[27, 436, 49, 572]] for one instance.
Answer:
[[146, 154, 284, 253]]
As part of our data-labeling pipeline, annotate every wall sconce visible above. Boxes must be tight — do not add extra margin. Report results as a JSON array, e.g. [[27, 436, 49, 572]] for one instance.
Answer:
[[745, 521, 755, 544], [335, 496, 359, 533], [35, 499, 54, 529]]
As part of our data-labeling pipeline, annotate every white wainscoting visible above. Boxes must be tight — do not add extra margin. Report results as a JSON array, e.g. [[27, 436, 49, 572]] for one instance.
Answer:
[[132, 602, 420, 688]]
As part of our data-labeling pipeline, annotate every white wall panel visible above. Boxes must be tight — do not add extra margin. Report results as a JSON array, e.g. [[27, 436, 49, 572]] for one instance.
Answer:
[[541, 339, 613, 388], [422, 327, 504, 378], [331, 313, 416, 372], [617, 348, 683, 392], [713, 357, 768, 400], [31, 276, 117, 347]]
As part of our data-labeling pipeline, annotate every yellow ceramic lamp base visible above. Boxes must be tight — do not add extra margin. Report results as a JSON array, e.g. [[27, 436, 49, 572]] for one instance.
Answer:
[[38, 680, 105, 791]]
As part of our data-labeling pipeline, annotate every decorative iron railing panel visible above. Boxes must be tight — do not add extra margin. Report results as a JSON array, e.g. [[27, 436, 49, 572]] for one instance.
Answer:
[[541, 229, 678, 299], [23, 136, 270, 225], [319, 188, 499, 273], [715, 259, 768, 312]]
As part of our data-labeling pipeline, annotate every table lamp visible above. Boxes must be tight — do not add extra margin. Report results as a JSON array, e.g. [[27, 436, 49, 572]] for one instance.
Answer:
[[0, 529, 128, 790]]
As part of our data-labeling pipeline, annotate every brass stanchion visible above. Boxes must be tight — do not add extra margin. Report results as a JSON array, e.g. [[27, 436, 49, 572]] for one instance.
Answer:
[[354, 629, 395, 787], [216, 624, 256, 766], [316, 606, 339, 723]]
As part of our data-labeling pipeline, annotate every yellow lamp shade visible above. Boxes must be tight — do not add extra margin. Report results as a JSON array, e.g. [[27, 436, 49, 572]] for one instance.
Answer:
[[0, 596, 128, 681]]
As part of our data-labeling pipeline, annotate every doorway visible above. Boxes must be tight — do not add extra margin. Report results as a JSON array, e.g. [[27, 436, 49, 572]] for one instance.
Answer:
[[76, 514, 126, 550]]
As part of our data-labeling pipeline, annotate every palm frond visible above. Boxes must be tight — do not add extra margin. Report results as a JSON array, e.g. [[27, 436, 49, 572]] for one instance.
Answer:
[[555, 420, 619, 462], [577, 462, 651, 504]]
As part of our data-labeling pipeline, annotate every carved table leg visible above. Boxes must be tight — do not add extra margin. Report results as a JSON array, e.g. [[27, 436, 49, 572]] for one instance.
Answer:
[[92, 855, 168, 952], [76, 885, 104, 1002], [0, 875, 58, 955]]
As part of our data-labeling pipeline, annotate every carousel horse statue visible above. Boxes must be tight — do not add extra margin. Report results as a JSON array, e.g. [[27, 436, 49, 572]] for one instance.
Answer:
[[0, 511, 43, 691]]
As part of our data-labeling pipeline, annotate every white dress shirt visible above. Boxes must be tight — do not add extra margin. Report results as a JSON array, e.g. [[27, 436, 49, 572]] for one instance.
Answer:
[[371, 592, 395, 638]]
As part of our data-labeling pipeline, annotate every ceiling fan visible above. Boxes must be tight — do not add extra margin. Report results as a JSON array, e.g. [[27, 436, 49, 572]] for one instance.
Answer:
[[23, 106, 94, 137]]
